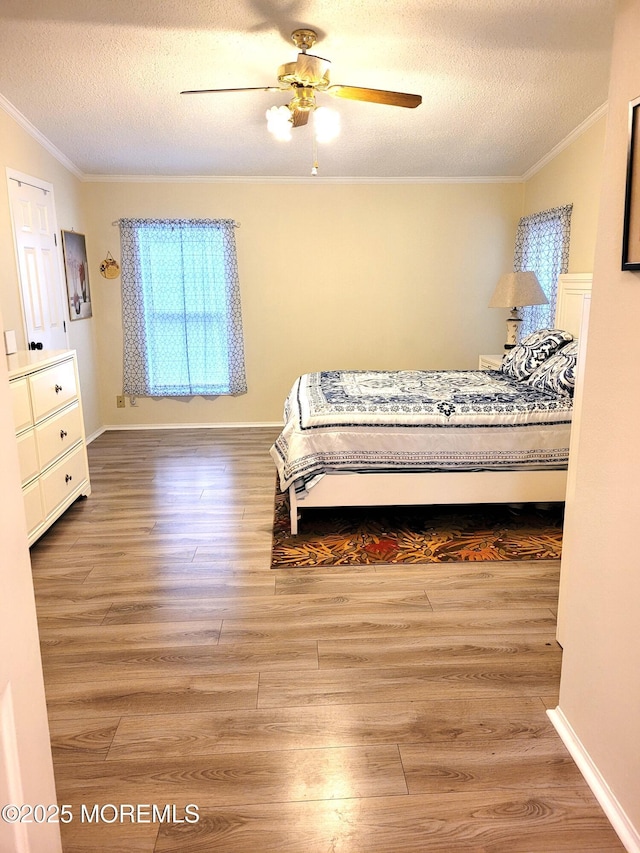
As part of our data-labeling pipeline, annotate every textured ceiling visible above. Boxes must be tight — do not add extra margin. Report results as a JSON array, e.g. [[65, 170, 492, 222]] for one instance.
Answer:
[[0, 0, 616, 179]]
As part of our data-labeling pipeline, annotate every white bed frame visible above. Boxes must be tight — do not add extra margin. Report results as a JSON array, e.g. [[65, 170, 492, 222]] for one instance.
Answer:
[[287, 273, 592, 534]]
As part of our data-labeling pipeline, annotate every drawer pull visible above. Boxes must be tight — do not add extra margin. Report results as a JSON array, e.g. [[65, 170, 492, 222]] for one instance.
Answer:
[[55, 384, 63, 393], [65, 474, 73, 484], [60, 429, 68, 439]]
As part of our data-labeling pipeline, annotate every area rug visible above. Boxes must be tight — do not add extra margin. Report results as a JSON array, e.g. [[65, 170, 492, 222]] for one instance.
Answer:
[[271, 489, 563, 568]]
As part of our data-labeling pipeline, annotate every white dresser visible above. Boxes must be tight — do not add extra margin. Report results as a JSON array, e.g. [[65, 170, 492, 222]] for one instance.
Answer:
[[8, 349, 91, 545]]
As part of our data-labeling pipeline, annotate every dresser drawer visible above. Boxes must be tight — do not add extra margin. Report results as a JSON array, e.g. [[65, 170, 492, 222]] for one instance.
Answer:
[[9, 349, 91, 546], [40, 444, 89, 519], [35, 401, 83, 471], [16, 430, 39, 485], [10, 377, 33, 432], [29, 358, 78, 422], [23, 479, 44, 537]]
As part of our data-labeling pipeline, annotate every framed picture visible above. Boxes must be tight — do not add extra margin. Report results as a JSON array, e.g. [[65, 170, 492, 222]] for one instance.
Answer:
[[622, 96, 640, 270], [61, 230, 93, 319]]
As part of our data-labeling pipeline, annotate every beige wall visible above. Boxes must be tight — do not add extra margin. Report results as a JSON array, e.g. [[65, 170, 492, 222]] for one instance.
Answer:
[[0, 108, 101, 437], [555, 0, 640, 839], [523, 115, 607, 273], [86, 180, 522, 426]]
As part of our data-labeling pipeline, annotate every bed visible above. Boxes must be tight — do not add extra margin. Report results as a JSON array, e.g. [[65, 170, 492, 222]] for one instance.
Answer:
[[271, 273, 592, 534]]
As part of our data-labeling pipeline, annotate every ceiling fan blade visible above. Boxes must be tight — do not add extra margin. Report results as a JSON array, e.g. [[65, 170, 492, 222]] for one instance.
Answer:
[[291, 109, 310, 127], [327, 86, 422, 108], [180, 86, 283, 95]]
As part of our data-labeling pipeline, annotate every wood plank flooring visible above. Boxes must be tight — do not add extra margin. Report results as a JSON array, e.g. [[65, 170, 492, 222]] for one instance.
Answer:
[[28, 428, 625, 852]]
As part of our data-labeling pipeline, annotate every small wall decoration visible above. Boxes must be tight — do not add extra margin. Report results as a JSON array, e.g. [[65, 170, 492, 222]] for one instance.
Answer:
[[61, 230, 93, 319], [622, 95, 640, 270], [99, 251, 120, 279]]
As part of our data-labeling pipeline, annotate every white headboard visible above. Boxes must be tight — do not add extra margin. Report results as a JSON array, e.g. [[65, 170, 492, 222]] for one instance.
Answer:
[[555, 273, 593, 338]]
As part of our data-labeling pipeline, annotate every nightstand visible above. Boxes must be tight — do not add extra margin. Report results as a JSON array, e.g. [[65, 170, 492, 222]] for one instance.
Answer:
[[478, 354, 504, 370]]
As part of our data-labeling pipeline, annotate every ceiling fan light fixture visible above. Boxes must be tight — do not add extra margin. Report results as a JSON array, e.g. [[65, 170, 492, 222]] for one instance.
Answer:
[[187, 27, 421, 172], [313, 106, 340, 143], [291, 86, 316, 112], [266, 105, 292, 141]]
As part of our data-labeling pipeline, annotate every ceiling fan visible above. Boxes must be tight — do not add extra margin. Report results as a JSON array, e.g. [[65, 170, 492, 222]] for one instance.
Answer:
[[180, 28, 422, 129]]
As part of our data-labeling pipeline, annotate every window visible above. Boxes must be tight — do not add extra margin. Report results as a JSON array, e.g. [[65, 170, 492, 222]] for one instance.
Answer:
[[120, 219, 246, 397], [513, 204, 572, 338]]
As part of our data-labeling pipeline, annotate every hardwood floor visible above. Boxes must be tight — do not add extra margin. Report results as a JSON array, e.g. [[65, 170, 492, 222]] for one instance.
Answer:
[[29, 428, 624, 852]]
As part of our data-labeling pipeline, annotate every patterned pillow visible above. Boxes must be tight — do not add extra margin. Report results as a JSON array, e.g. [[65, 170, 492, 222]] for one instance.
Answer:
[[525, 340, 579, 397], [500, 328, 574, 380]]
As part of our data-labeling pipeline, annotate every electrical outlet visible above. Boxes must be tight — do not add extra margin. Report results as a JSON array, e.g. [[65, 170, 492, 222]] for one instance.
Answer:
[[116, 395, 125, 408]]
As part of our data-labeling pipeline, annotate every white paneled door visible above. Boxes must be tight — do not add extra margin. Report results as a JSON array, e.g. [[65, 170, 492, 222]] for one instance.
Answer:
[[7, 171, 68, 352]]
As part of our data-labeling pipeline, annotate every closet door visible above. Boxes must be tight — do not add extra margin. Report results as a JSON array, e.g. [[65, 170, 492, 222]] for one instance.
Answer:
[[7, 170, 69, 351]]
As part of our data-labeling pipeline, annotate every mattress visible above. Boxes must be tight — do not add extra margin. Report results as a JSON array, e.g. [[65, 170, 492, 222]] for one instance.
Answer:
[[270, 369, 573, 494]]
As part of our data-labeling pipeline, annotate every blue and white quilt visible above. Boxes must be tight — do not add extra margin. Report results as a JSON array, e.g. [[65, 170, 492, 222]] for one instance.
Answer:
[[270, 370, 573, 493]]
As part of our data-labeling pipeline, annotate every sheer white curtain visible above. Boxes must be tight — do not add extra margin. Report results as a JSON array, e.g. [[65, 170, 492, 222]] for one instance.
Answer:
[[120, 219, 247, 397], [514, 204, 572, 338]]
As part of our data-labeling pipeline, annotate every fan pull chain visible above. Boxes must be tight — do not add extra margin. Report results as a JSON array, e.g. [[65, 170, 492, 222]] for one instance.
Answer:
[[311, 131, 319, 176]]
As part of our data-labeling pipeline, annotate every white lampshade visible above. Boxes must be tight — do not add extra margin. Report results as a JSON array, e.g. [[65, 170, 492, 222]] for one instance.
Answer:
[[489, 271, 549, 350], [489, 271, 548, 308]]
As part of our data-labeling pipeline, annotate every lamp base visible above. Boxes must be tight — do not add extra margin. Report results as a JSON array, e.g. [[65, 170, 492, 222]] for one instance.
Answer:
[[504, 309, 522, 350]]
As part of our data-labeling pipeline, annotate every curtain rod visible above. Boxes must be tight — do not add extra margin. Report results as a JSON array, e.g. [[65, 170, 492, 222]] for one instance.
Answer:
[[111, 219, 240, 227]]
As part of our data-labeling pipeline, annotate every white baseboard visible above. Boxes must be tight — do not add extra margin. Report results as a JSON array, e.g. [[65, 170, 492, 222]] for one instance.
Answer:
[[85, 426, 106, 444], [100, 421, 282, 432], [547, 707, 640, 853]]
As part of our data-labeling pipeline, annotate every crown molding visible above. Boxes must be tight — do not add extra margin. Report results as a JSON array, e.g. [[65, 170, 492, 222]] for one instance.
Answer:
[[83, 173, 522, 184], [521, 102, 609, 182], [0, 93, 83, 179], [1, 91, 608, 186]]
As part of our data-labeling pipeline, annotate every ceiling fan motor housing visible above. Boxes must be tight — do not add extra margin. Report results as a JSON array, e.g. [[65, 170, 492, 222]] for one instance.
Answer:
[[278, 54, 331, 89], [180, 26, 422, 114]]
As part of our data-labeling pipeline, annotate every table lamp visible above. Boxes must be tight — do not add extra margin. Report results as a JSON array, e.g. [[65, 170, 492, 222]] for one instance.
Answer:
[[489, 271, 548, 349]]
